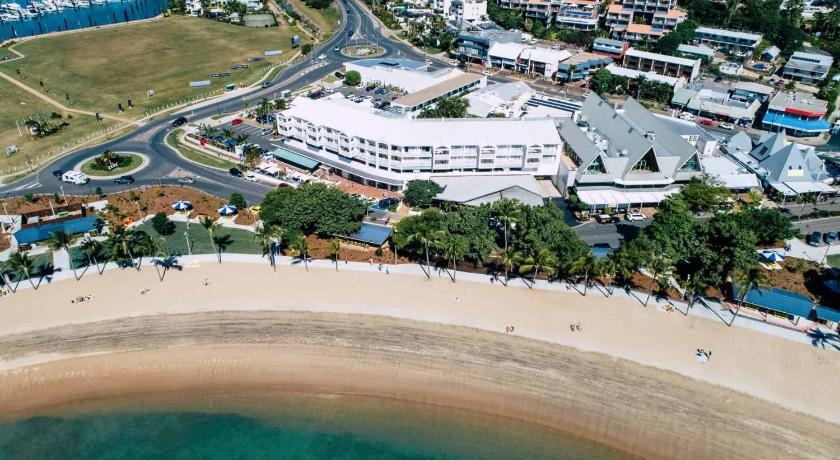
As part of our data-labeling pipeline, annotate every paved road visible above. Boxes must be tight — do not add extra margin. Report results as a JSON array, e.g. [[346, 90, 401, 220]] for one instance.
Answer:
[[0, 0, 416, 205]]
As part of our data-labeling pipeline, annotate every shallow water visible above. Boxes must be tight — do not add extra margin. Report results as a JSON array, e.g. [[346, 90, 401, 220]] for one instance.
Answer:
[[0, 392, 632, 459]]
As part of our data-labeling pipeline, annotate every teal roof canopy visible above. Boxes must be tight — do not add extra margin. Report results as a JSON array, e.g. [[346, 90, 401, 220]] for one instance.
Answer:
[[272, 147, 320, 171]]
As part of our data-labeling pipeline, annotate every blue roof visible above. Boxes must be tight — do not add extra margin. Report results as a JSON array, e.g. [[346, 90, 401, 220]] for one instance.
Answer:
[[732, 285, 816, 318], [272, 147, 320, 170], [352, 58, 426, 70], [762, 112, 831, 132], [816, 306, 840, 323], [340, 223, 392, 246], [13, 216, 98, 245]]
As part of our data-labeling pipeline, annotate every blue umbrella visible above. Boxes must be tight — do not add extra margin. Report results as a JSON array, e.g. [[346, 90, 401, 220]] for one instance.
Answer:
[[761, 250, 785, 263], [218, 205, 238, 216], [172, 200, 192, 211]]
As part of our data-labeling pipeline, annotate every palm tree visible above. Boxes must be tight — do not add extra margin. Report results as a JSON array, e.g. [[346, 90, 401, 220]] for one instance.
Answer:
[[406, 228, 445, 279], [497, 247, 521, 286], [200, 217, 221, 263], [213, 235, 233, 263], [599, 257, 618, 295], [254, 223, 283, 271], [46, 230, 79, 280], [80, 237, 105, 275], [108, 225, 139, 269], [440, 234, 467, 282], [519, 247, 557, 288], [644, 253, 674, 307], [7, 252, 36, 290], [731, 265, 769, 326], [329, 238, 341, 272], [292, 238, 309, 271], [682, 275, 708, 314], [569, 252, 599, 296], [492, 199, 522, 252]]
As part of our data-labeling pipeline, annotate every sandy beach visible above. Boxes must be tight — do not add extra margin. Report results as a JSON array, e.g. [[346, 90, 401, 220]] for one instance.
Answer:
[[0, 262, 838, 458]]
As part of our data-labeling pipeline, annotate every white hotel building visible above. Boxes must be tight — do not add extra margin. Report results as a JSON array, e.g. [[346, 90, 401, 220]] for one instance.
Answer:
[[276, 95, 563, 190]]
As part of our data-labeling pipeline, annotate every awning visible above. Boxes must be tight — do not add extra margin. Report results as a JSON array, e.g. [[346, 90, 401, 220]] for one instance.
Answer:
[[816, 305, 840, 323], [13, 216, 98, 245], [576, 188, 680, 207], [770, 181, 836, 195], [271, 147, 320, 171], [732, 285, 816, 319]]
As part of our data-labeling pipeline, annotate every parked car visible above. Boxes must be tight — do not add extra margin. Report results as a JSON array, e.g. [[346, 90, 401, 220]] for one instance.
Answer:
[[244, 173, 258, 182], [334, 71, 344, 78], [231, 118, 243, 126], [113, 175, 135, 185], [229, 168, 243, 177], [719, 122, 735, 130], [826, 231, 838, 245], [61, 170, 89, 185], [808, 231, 823, 246], [171, 116, 187, 127], [699, 118, 716, 127], [713, 76, 723, 83], [52, 169, 64, 179], [482, 70, 493, 76], [679, 112, 696, 122], [448, 59, 458, 66], [595, 214, 620, 224], [625, 212, 647, 221]]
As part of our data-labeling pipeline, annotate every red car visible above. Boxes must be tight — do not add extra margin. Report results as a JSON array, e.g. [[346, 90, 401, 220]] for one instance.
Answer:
[[699, 118, 716, 127], [231, 118, 243, 126]]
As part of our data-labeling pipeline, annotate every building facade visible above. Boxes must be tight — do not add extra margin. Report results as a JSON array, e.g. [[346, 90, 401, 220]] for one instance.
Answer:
[[782, 49, 834, 86], [760, 91, 832, 137], [622, 48, 700, 80], [693, 26, 763, 53]]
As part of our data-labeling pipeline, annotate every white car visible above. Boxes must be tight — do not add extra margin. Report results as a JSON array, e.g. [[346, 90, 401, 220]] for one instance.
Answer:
[[482, 70, 493, 76], [625, 212, 647, 221], [61, 170, 89, 185], [318, 54, 327, 60], [244, 173, 258, 183], [679, 112, 696, 122], [719, 122, 735, 130]]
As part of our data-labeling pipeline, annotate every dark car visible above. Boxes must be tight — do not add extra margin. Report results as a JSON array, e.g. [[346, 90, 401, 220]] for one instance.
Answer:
[[113, 175, 135, 184], [595, 214, 620, 224], [334, 71, 344, 78], [52, 169, 64, 179], [229, 168, 243, 177], [808, 231, 823, 246], [826, 231, 838, 245], [261, 81, 273, 88], [378, 197, 399, 208], [171, 116, 187, 127]]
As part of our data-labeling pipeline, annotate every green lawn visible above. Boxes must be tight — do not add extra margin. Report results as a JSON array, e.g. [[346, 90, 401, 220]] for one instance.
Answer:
[[80, 153, 143, 176], [1, 16, 304, 119], [828, 254, 840, 269], [167, 130, 238, 170], [0, 78, 120, 174], [287, 0, 340, 35], [136, 221, 261, 256], [0, 47, 17, 60]]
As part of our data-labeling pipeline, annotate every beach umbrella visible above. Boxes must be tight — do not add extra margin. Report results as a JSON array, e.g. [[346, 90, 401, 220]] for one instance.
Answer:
[[218, 205, 238, 216], [761, 250, 784, 263], [172, 200, 192, 211]]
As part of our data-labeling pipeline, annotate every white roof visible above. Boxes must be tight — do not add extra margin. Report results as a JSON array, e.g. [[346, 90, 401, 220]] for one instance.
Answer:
[[282, 96, 562, 147], [696, 26, 763, 42], [576, 188, 680, 206], [677, 44, 715, 57], [605, 64, 682, 87], [488, 42, 527, 61], [432, 174, 544, 206], [520, 47, 573, 64], [700, 156, 761, 189], [625, 48, 699, 67]]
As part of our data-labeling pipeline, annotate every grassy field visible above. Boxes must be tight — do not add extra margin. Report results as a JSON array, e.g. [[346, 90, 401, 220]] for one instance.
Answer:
[[829, 254, 840, 269], [287, 0, 340, 36], [1, 16, 305, 119], [0, 78, 120, 174], [136, 220, 261, 256], [80, 153, 143, 176], [167, 130, 238, 170]]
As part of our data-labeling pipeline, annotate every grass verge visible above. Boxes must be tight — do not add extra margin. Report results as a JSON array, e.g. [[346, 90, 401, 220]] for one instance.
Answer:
[[828, 254, 840, 269], [167, 130, 238, 170], [136, 220, 261, 256], [286, 0, 339, 35]]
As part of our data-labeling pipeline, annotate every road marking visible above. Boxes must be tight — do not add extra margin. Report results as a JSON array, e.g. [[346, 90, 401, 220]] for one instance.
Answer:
[[12, 181, 39, 191]]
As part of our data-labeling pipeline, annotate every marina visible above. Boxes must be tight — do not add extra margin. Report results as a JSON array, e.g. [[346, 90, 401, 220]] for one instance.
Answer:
[[1, 0, 168, 41]]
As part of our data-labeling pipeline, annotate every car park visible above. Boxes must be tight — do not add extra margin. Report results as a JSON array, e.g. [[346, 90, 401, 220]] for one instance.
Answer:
[[113, 175, 135, 185], [808, 231, 822, 246], [826, 231, 838, 245], [625, 212, 646, 221], [229, 168, 243, 177], [52, 169, 64, 179], [719, 122, 735, 130], [61, 170, 89, 185], [171, 116, 187, 127], [595, 214, 620, 224]]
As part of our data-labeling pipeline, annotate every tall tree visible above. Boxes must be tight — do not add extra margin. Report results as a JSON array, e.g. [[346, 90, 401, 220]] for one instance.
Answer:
[[406, 228, 445, 278], [519, 247, 557, 288], [46, 230, 79, 280], [6, 252, 36, 290], [293, 237, 310, 271], [569, 252, 599, 296], [492, 199, 522, 253], [254, 223, 284, 271], [329, 238, 341, 272], [440, 234, 468, 282], [731, 265, 769, 326], [644, 253, 674, 307]]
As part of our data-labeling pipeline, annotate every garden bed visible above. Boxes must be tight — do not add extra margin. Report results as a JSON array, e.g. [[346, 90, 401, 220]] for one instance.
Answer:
[[80, 152, 144, 177]]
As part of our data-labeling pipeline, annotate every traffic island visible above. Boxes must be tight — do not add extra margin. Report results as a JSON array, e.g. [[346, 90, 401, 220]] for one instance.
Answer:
[[341, 45, 386, 58], [77, 151, 148, 178]]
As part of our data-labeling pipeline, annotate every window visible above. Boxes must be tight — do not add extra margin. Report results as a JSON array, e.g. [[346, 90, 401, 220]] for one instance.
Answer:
[[584, 155, 607, 174]]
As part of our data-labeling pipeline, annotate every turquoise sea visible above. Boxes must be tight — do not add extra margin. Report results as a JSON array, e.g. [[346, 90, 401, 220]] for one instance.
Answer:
[[0, 393, 631, 459]]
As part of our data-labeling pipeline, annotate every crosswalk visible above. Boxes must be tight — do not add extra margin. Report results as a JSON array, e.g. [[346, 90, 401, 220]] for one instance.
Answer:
[[11, 180, 40, 192]]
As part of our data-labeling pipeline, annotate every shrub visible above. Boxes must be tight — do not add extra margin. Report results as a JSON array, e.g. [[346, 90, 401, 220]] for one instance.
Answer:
[[344, 70, 361, 86], [151, 212, 176, 236]]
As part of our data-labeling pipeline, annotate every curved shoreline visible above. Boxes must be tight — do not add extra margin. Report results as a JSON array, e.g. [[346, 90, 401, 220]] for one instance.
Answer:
[[0, 311, 836, 460]]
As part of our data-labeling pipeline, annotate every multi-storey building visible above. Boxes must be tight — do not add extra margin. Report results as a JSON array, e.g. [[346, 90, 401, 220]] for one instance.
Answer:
[[454, 28, 522, 64], [592, 38, 629, 58], [497, 0, 600, 29], [450, 0, 487, 22], [276, 95, 564, 190], [761, 91, 832, 137], [622, 48, 700, 80], [782, 48, 834, 86], [693, 27, 763, 54], [618, 0, 677, 15], [605, 1, 685, 43]]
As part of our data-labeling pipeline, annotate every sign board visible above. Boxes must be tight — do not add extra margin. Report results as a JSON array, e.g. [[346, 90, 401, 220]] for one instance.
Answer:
[[6, 145, 18, 156], [230, 64, 249, 70], [264, 50, 284, 56], [249, 57, 265, 62], [146, 89, 155, 97], [189, 80, 212, 88], [210, 72, 231, 78]]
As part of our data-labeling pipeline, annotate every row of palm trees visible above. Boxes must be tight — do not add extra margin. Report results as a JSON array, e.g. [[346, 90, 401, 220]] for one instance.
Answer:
[[252, 222, 343, 273]]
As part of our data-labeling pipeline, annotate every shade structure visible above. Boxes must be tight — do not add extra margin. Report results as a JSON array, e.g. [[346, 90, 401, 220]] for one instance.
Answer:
[[172, 200, 193, 211], [218, 205, 238, 216], [761, 250, 785, 263]]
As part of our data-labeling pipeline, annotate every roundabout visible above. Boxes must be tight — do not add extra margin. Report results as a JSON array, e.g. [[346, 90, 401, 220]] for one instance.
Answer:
[[340, 44, 386, 58], [76, 152, 149, 179]]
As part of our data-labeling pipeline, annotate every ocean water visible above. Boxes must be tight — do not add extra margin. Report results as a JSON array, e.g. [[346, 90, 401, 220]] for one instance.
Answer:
[[0, 393, 632, 459], [1, 0, 168, 42]]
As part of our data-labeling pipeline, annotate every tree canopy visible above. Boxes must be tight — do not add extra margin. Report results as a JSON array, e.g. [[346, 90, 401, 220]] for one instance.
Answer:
[[417, 96, 470, 119], [403, 180, 444, 208], [344, 70, 362, 86], [260, 183, 367, 236]]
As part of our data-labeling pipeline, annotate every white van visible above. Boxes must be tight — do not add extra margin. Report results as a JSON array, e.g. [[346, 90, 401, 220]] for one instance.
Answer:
[[61, 170, 89, 185]]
